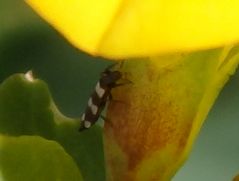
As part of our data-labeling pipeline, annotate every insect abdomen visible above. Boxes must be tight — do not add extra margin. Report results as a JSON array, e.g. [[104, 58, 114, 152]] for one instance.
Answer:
[[79, 64, 122, 131], [79, 81, 110, 131]]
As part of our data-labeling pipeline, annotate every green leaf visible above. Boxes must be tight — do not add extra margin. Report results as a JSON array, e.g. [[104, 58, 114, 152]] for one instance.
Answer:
[[0, 73, 105, 181], [0, 74, 55, 137], [0, 135, 83, 181]]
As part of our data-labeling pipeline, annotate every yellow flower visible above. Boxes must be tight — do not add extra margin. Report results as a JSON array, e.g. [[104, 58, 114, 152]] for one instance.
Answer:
[[26, 0, 239, 59], [234, 174, 239, 181], [25, 1, 239, 180], [105, 50, 239, 180]]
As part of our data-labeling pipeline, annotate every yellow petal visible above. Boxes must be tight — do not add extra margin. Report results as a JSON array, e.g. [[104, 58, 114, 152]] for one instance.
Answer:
[[26, 0, 239, 58], [104, 46, 239, 180], [25, 0, 122, 56]]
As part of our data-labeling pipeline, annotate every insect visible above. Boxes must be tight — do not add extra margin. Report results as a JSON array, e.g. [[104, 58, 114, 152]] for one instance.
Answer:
[[79, 63, 126, 131]]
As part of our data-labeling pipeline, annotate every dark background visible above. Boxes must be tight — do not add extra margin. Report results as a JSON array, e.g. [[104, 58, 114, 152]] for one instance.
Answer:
[[1, 1, 239, 180]]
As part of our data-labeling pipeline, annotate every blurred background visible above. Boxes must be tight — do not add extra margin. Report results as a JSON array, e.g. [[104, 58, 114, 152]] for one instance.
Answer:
[[0, 1, 239, 180]]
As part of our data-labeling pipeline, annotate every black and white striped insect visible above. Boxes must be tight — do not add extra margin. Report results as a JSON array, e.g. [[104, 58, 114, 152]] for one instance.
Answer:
[[79, 64, 124, 131]]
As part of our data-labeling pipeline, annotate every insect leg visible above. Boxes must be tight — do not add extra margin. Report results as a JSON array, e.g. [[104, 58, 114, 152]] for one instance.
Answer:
[[112, 81, 132, 88], [100, 115, 108, 121], [107, 92, 125, 104], [105, 60, 125, 71], [100, 115, 114, 128], [105, 62, 118, 71]]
